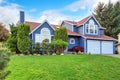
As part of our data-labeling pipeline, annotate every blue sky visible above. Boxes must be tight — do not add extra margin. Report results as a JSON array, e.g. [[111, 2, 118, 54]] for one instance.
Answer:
[[0, 0, 118, 29]]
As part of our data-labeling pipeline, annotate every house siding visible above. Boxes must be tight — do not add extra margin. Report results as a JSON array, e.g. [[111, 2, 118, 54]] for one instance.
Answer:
[[73, 26, 78, 32], [78, 25, 83, 34], [62, 22, 73, 31], [68, 36, 79, 49], [100, 29, 104, 35]]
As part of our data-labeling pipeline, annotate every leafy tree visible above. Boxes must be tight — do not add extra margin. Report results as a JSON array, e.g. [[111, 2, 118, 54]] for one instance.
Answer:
[[7, 24, 20, 53], [52, 39, 68, 54], [0, 50, 10, 80], [53, 26, 68, 54], [0, 23, 9, 42], [94, 1, 120, 38], [54, 27, 68, 42], [17, 24, 31, 54]]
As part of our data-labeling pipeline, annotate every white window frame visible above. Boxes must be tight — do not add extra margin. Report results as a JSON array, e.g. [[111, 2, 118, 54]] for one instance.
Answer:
[[85, 20, 98, 35], [70, 38, 75, 44]]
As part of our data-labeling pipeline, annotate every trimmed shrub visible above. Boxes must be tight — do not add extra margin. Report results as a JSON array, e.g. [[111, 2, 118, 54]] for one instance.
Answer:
[[52, 39, 68, 54]]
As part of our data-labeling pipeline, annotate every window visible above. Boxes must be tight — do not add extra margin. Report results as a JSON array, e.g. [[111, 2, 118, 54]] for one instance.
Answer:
[[41, 28, 50, 35], [41, 28, 51, 43], [70, 38, 75, 44], [85, 20, 98, 34]]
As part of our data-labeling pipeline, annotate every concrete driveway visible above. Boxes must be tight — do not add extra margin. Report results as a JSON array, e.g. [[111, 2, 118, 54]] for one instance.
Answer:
[[104, 54, 120, 58]]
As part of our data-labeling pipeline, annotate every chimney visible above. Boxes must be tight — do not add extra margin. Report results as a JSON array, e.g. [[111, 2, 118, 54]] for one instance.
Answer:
[[20, 11, 25, 24]]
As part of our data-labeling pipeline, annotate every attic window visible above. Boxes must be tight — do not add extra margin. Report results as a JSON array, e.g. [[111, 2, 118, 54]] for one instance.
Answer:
[[85, 20, 98, 34]]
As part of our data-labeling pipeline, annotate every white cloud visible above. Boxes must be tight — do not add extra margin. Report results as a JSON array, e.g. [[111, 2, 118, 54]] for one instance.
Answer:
[[66, 0, 119, 12], [39, 10, 69, 24], [0, 3, 20, 29], [27, 10, 70, 25], [66, 0, 93, 12]]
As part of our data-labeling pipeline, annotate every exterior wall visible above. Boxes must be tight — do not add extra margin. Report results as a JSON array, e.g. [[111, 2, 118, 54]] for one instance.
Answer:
[[62, 22, 73, 31], [78, 25, 83, 34], [68, 36, 79, 49], [79, 37, 84, 48], [73, 25, 78, 32], [100, 29, 104, 35], [32, 22, 54, 43], [84, 17, 100, 36]]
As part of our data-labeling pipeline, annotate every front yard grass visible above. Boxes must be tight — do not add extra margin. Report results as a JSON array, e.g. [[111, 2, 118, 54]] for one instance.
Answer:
[[6, 54, 120, 80]]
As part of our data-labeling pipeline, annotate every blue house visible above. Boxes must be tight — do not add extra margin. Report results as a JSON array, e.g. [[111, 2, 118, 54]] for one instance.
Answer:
[[20, 11, 116, 54]]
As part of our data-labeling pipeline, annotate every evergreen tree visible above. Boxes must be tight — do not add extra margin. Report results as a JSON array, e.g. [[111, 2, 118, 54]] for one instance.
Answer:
[[7, 24, 19, 53], [17, 24, 31, 54], [94, 0, 120, 38], [42, 39, 51, 55]]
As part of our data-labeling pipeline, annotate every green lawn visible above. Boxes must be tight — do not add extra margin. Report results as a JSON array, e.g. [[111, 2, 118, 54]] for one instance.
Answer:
[[6, 54, 120, 80]]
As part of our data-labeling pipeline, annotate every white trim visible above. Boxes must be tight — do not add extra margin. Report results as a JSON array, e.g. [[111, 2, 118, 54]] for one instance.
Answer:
[[69, 38, 75, 44], [85, 19, 98, 35], [29, 20, 55, 35], [79, 15, 105, 29]]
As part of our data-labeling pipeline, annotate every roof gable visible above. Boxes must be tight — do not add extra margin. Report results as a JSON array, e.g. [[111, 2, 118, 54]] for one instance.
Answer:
[[27, 20, 56, 34], [77, 16, 91, 25], [62, 15, 105, 29]]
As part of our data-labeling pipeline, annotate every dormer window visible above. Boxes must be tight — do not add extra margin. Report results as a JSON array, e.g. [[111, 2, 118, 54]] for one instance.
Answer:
[[85, 20, 98, 34]]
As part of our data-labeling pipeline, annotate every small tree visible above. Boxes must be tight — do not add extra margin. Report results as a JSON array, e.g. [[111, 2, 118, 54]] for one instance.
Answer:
[[41, 39, 52, 55], [17, 24, 31, 54], [0, 50, 10, 80]]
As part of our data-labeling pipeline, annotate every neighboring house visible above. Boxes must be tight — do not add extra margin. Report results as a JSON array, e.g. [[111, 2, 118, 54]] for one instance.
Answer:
[[117, 33, 120, 54], [19, 11, 116, 54]]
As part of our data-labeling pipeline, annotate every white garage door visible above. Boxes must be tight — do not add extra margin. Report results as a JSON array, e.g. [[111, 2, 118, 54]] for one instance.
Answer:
[[102, 41, 113, 54], [87, 40, 100, 54]]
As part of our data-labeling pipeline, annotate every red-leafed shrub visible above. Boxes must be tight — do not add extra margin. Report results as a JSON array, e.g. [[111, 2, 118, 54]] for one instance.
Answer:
[[68, 46, 84, 52]]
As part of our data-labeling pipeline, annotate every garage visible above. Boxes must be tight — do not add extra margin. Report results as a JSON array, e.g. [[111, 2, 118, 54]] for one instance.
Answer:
[[101, 41, 113, 54], [87, 40, 114, 54], [87, 40, 100, 54]]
